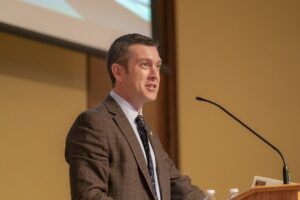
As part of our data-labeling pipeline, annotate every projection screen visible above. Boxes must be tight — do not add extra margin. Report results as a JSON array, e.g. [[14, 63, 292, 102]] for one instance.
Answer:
[[0, 0, 152, 53]]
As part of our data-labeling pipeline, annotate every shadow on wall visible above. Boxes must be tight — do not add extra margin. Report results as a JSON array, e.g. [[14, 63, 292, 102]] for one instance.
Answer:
[[0, 32, 86, 91]]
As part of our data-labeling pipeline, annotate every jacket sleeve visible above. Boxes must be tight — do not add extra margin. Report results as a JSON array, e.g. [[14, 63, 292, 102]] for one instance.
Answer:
[[154, 135, 206, 200], [65, 111, 114, 200], [168, 156, 206, 200]]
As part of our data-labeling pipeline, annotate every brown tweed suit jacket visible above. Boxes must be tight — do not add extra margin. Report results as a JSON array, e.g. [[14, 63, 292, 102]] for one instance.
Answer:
[[65, 95, 205, 200]]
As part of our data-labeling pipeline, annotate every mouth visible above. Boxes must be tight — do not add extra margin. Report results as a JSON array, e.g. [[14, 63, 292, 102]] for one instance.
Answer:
[[145, 84, 157, 92]]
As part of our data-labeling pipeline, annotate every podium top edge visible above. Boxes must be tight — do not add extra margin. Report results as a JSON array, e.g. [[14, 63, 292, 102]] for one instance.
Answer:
[[233, 184, 300, 200]]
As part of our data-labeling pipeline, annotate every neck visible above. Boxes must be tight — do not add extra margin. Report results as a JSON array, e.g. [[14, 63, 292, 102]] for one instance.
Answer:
[[113, 88, 143, 112]]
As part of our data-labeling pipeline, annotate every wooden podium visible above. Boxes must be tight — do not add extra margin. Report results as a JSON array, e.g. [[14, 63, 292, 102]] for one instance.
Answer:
[[233, 184, 300, 200]]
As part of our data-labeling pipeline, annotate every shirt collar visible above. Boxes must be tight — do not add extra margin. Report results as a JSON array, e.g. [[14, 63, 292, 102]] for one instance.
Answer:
[[110, 90, 141, 121]]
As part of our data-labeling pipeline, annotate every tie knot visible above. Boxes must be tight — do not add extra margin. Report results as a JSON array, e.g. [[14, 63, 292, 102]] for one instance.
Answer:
[[135, 114, 146, 128]]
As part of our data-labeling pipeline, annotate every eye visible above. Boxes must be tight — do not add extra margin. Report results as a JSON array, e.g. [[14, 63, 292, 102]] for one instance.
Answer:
[[140, 61, 150, 69], [156, 63, 161, 70]]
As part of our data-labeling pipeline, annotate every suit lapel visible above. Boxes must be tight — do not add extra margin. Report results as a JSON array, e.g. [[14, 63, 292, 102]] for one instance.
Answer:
[[149, 133, 170, 200], [103, 96, 157, 199]]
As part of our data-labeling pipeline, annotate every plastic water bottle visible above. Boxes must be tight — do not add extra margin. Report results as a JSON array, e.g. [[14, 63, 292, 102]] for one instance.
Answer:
[[228, 188, 239, 199], [205, 189, 216, 200]]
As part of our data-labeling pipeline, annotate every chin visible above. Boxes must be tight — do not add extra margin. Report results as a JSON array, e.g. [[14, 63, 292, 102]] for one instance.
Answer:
[[144, 94, 158, 102]]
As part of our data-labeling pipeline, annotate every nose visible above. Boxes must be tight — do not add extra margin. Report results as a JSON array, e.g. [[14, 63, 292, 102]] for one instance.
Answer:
[[149, 65, 159, 80]]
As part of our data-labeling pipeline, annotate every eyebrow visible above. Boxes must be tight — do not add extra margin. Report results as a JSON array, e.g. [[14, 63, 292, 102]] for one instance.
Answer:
[[137, 58, 162, 64]]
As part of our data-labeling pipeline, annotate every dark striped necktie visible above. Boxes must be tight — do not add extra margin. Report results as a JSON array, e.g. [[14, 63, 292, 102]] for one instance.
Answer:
[[135, 114, 157, 199]]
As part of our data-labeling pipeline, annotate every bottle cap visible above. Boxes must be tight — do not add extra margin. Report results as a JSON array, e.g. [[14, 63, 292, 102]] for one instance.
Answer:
[[229, 188, 239, 193], [207, 189, 215, 194]]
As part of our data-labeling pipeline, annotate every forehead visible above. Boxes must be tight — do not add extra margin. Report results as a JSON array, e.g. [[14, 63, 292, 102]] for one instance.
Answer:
[[127, 44, 161, 60]]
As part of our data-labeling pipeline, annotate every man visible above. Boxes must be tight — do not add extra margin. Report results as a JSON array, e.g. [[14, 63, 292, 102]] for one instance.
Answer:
[[65, 33, 205, 200]]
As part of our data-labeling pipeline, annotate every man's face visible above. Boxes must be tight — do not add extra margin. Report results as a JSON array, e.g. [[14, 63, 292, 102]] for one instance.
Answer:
[[118, 44, 161, 107]]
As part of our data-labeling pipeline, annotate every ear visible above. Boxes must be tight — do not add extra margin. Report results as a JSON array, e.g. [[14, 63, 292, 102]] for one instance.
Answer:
[[111, 63, 124, 82]]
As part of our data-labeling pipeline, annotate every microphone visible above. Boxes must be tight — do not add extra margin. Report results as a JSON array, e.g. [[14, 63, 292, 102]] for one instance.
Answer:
[[195, 96, 290, 184]]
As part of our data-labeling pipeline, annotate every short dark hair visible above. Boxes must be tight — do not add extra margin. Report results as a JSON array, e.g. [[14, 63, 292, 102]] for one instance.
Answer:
[[106, 33, 159, 87]]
